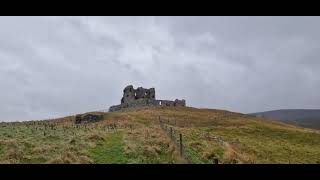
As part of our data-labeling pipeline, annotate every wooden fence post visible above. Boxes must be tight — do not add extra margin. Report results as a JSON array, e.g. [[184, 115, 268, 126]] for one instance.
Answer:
[[213, 157, 219, 164], [179, 133, 183, 156]]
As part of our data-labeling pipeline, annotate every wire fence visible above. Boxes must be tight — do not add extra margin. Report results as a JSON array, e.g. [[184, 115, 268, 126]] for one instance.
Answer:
[[1, 113, 225, 164], [159, 116, 219, 164]]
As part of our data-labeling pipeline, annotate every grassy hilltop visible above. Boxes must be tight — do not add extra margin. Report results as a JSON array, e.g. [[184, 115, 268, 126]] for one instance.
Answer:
[[0, 106, 320, 164]]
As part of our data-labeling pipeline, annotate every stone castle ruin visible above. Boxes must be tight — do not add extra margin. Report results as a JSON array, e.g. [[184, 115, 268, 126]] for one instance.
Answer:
[[109, 85, 186, 112]]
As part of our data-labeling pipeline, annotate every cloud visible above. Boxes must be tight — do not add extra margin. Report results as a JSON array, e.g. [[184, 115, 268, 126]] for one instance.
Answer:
[[0, 16, 320, 121]]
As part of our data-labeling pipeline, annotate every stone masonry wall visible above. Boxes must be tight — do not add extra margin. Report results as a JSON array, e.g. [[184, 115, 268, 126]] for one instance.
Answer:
[[109, 85, 186, 112]]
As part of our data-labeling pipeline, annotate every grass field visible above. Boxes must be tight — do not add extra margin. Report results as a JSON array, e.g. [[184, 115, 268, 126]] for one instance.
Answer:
[[0, 106, 319, 164]]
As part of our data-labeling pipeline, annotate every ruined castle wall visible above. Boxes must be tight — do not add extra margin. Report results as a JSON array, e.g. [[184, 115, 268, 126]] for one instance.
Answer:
[[110, 99, 186, 112], [159, 100, 175, 106], [148, 99, 162, 106], [109, 85, 186, 112], [135, 87, 156, 100], [148, 88, 155, 100], [174, 99, 186, 106], [123, 85, 135, 104], [135, 87, 146, 99]]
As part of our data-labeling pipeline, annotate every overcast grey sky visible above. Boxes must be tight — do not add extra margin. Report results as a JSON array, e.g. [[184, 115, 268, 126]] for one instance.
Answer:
[[1, 16, 320, 121]]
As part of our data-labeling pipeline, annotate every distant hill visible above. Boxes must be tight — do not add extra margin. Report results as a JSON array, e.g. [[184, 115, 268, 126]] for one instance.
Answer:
[[250, 109, 320, 129]]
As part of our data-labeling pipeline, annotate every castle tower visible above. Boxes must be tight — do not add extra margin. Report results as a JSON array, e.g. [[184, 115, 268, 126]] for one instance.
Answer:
[[122, 85, 135, 104]]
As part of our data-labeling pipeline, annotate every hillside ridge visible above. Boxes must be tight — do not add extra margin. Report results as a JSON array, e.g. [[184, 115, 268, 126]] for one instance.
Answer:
[[0, 106, 319, 164]]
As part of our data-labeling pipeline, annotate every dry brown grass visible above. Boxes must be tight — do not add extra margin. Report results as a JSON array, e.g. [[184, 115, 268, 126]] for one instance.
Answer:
[[0, 106, 319, 164]]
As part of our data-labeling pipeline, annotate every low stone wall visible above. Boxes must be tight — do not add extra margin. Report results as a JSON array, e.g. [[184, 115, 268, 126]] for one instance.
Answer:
[[75, 113, 104, 124], [109, 105, 123, 112], [109, 99, 186, 112]]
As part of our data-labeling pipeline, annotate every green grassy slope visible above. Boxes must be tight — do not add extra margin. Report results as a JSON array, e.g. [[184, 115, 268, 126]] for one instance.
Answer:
[[0, 106, 319, 164]]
